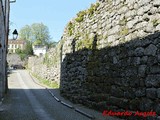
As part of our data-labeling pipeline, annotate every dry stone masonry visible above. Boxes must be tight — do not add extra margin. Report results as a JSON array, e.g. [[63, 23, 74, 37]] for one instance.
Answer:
[[28, 0, 160, 119], [28, 42, 63, 84]]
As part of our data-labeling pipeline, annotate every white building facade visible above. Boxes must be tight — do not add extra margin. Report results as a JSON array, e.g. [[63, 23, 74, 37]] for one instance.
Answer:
[[8, 40, 26, 53], [33, 45, 47, 56]]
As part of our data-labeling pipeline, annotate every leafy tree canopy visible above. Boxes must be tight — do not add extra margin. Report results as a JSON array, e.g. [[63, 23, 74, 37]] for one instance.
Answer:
[[19, 25, 31, 41], [15, 41, 33, 60], [19, 23, 51, 45]]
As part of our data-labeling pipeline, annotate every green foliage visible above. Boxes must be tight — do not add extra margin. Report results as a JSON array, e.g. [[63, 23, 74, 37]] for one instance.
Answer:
[[75, 10, 87, 23], [67, 22, 75, 36], [15, 48, 22, 54], [119, 27, 129, 36], [104, 34, 108, 39], [76, 34, 93, 50], [119, 18, 127, 25], [19, 54, 26, 61], [15, 41, 33, 60], [19, 25, 32, 41], [19, 23, 50, 45], [24, 41, 33, 55], [46, 41, 57, 48], [87, 3, 100, 18], [31, 23, 50, 45], [33, 39, 42, 45], [43, 48, 59, 67], [15, 48, 26, 60], [75, 2, 100, 22], [152, 19, 159, 27], [43, 53, 49, 65], [32, 73, 59, 88]]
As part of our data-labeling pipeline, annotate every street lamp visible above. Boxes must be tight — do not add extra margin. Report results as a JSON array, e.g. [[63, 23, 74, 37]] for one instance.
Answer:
[[10, 0, 16, 3], [12, 29, 18, 40]]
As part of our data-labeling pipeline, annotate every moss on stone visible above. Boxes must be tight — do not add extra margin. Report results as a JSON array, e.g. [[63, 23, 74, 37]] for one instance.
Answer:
[[119, 27, 129, 36], [67, 22, 75, 36], [75, 2, 100, 22], [152, 19, 159, 27], [75, 33, 94, 50], [104, 34, 108, 39], [43, 49, 59, 67], [76, 38, 93, 50], [87, 3, 100, 18], [75, 10, 87, 23], [119, 18, 127, 25]]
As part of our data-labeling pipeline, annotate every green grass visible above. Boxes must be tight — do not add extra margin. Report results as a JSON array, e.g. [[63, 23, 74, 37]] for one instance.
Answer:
[[31, 73, 59, 89]]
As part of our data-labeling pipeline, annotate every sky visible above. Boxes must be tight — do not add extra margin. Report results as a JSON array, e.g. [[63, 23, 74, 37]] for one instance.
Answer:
[[10, 0, 97, 42]]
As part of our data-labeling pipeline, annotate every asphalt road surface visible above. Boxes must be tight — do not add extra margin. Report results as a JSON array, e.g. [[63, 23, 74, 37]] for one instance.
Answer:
[[0, 70, 96, 120]]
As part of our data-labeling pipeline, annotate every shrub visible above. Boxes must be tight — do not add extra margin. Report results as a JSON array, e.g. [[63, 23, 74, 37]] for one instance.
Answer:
[[87, 3, 100, 17], [67, 22, 75, 36], [75, 10, 87, 23]]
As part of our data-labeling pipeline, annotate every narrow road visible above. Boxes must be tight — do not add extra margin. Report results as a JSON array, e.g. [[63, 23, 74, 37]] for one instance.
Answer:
[[0, 70, 93, 120]]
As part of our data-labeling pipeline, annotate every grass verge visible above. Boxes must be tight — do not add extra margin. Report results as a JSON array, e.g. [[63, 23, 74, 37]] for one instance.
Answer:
[[31, 72, 59, 89]]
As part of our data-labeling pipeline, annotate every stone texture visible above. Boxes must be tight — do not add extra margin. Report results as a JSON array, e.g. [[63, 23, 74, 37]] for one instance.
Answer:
[[126, 18, 139, 29], [150, 65, 160, 74], [146, 88, 157, 99], [138, 65, 146, 77], [0, 0, 9, 101], [144, 44, 157, 56], [157, 88, 160, 98], [28, 0, 160, 115], [153, 0, 160, 6], [145, 75, 160, 87], [134, 47, 144, 56], [135, 88, 146, 97]]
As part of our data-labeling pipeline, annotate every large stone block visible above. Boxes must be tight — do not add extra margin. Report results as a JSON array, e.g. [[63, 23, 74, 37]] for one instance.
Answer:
[[145, 75, 160, 87], [111, 86, 124, 98], [144, 44, 157, 56], [129, 98, 141, 110], [150, 65, 160, 74], [134, 47, 144, 56], [157, 88, 160, 98], [138, 65, 147, 77], [139, 98, 154, 111], [135, 88, 146, 97], [146, 88, 157, 99]]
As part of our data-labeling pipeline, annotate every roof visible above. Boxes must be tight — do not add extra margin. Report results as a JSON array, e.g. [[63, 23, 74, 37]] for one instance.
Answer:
[[8, 39, 26, 44]]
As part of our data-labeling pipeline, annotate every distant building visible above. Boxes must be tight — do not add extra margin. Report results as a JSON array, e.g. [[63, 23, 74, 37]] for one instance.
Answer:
[[32, 45, 47, 56], [8, 39, 26, 53]]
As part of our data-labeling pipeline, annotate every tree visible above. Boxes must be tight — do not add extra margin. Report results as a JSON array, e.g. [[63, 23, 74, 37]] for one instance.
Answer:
[[19, 25, 32, 41], [19, 23, 50, 45], [23, 41, 33, 55], [15, 41, 33, 60], [46, 41, 58, 48]]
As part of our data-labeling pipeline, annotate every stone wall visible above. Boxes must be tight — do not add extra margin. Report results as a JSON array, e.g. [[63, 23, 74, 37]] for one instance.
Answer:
[[28, 0, 160, 118], [60, 0, 160, 118], [28, 41, 63, 85]]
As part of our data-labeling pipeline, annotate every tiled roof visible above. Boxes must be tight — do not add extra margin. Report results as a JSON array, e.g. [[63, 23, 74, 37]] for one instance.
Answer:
[[8, 39, 26, 44]]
